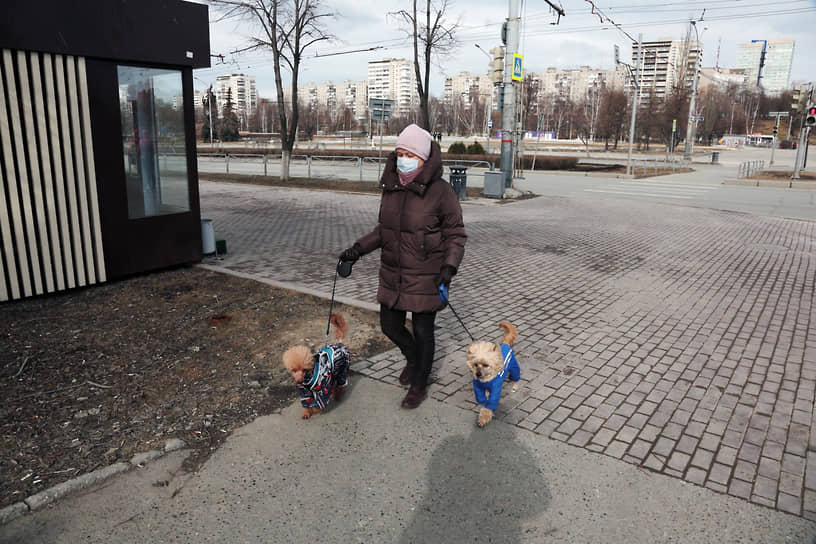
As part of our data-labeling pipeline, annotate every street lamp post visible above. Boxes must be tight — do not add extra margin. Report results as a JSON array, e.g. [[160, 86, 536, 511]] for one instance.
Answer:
[[626, 34, 643, 176], [683, 21, 704, 161]]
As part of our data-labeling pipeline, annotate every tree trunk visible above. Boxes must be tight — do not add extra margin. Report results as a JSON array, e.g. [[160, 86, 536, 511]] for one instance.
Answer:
[[281, 149, 291, 181]]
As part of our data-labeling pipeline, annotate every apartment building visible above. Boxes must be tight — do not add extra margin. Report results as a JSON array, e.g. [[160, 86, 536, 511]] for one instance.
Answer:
[[215, 73, 257, 124], [532, 65, 625, 102], [443, 71, 495, 108], [367, 58, 418, 116], [698, 68, 749, 92], [630, 39, 702, 102], [736, 38, 794, 95], [298, 80, 368, 119]]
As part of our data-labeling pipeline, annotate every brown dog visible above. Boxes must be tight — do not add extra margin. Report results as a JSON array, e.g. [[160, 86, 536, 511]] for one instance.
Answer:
[[283, 314, 350, 419]]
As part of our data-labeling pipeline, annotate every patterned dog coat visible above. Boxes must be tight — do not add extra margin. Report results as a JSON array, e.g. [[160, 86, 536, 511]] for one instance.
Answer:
[[472, 344, 520, 411], [296, 343, 350, 410]]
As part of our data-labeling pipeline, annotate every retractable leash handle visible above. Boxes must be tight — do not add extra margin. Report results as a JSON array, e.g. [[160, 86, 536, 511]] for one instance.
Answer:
[[438, 284, 475, 342], [438, 284, 449, 302]]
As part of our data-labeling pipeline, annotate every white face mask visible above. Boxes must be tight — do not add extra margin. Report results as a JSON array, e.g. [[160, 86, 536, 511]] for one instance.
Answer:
[[397, 156, 420, 173]]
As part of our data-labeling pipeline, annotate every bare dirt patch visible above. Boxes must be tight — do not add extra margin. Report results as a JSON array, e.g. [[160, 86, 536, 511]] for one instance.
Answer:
[[0, 266, 392, 508], [748, 170, 816, 181]]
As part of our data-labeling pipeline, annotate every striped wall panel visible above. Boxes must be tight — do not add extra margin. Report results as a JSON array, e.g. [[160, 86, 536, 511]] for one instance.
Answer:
[[0, 49, 105, 302]]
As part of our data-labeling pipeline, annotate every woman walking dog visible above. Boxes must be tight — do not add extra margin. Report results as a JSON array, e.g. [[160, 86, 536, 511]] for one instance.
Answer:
[[340, 124, 467, 408]]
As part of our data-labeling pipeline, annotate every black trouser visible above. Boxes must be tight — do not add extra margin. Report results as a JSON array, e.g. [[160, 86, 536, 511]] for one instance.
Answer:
[[380, 305, 437, 388]]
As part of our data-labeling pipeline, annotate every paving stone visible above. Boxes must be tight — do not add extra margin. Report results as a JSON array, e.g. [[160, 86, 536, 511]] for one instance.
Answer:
[[708, 462, 733, 485], [201, 182, 816, 518]]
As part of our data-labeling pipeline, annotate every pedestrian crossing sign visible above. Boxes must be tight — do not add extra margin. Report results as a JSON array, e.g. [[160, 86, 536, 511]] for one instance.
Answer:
[[512, 54, 523, 81]]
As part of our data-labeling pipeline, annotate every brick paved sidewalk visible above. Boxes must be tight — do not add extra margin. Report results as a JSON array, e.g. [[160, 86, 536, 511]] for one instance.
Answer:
[[200, 180, 816, 518]]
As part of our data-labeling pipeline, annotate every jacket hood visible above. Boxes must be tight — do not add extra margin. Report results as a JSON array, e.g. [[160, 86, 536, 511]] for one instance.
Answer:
[[380, 141, 444, 196]]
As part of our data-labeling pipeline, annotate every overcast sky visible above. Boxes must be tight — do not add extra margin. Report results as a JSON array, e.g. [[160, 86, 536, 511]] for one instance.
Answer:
[[192, 0, 816, 98]]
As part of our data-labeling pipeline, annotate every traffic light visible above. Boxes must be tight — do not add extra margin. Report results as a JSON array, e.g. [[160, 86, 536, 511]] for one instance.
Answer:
[[792, 84, 808, 112], [489, 46, 505, 85], [806, 106, 816, 128]]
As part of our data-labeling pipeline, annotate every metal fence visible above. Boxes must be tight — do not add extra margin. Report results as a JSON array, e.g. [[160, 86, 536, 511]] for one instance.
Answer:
[[196, 152, 495, 182], [737, 160, 765, 179], [632, 156, 691, 175]]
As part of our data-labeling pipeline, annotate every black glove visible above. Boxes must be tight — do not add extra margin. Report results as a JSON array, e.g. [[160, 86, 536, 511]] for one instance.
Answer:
[[339, 244, 361, 263], [435, 265, 456, 288]]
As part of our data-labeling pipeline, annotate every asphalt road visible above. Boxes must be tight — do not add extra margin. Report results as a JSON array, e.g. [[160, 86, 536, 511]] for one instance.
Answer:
[[196, 147, 816, 221]]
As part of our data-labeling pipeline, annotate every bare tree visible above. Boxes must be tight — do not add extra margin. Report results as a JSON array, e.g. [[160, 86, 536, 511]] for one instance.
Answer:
[[392, 0, 458, 131], [209, 0, 332, 180]]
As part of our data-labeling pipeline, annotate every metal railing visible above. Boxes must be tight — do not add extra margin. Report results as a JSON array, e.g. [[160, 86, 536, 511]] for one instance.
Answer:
[[738, 160, 765, 179], [196, 152, 496, 181], [631, 156, 691, 176]]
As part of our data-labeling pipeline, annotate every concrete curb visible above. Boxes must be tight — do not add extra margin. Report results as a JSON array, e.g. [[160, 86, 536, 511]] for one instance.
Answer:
[[0, 438, 187, 526], [196, 263, 381, 313], [723, 178, 816, 189]]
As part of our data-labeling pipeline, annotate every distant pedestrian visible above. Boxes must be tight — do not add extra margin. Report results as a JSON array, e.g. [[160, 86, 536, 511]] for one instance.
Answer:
[[340, 124, 467, 408]]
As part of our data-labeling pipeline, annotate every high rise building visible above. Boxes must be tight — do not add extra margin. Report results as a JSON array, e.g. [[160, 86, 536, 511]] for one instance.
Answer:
[[367, 58, 418, 116], [736, 38, 794, 95], [443, 72, 494, 108], [532, 65, 625, 102], [215, 73, 257, 126], [298, 80, 368, 119], [631, 39, 702, 102]]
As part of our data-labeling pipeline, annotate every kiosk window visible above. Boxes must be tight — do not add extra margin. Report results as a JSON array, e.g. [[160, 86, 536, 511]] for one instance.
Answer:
[[117, 66, 189, 219]]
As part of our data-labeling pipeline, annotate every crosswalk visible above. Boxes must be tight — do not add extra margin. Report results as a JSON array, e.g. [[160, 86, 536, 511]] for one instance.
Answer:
[[584, 181, 719, 200]]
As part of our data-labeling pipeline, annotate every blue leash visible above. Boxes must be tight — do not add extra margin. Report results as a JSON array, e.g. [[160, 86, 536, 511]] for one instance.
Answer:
[[438, 284, 474, 341]]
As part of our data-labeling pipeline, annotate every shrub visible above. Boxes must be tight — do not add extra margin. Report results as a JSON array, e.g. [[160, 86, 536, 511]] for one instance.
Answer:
[[447, 141, 467, 154], [466, 141, 486, 155]]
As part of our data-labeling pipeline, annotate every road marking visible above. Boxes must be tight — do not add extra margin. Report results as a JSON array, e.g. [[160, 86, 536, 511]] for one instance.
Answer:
[[618, 181, 719, 190], [584, 189, 694, 199]]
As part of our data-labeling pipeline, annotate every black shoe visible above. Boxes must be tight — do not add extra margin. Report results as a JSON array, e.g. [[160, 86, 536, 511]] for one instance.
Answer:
[[401, 386, 427, 409]]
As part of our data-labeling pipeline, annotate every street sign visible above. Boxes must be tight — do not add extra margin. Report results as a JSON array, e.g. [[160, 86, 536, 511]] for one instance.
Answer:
[[488, 119, 493, 129], [368, 98, 394, 110], [370, 110, 392, 121], [369, 98, 395, 122], [694, 116, 704, 121], [512, 53, 523, 82]]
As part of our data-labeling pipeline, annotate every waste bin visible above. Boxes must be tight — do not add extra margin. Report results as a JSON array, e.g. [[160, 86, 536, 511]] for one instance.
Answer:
[[711, 151, 720, 164], [483, 171, 504, 199], [201, 218, 215, 255], [449, 166, 468, 200]]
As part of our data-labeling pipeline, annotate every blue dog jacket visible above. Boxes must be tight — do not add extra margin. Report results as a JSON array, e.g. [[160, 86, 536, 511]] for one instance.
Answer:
[[472, 344, 520, 411], [296, 343, 350, 410]]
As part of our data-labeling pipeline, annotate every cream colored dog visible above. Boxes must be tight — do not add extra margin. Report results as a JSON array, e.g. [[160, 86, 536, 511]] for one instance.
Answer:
[[466, 322, 520, 427]]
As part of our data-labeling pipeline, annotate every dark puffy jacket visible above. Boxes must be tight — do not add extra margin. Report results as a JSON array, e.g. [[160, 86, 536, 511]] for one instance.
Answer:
[[356, 142, 466, 312]]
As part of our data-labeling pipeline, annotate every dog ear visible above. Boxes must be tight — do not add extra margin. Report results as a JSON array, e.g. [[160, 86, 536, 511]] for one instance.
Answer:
[[467, 343, 477, 354], [491, 343, 500, 352]]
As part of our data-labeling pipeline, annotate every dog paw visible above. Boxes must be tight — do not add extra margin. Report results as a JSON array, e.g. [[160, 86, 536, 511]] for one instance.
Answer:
[[477, 408, 493, 427]]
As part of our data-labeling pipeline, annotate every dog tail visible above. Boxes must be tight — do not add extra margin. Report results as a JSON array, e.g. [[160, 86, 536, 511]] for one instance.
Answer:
[[498, 321, 517, 347], [330, 313, 348, 342]]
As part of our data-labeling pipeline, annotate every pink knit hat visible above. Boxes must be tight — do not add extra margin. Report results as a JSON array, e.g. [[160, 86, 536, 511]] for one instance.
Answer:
[[396, 124, 432, 161]]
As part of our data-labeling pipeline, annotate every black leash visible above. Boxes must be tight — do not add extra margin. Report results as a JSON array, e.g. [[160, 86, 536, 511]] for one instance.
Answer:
[[324, 259, 342, 348], [438, 285, 474, 342]]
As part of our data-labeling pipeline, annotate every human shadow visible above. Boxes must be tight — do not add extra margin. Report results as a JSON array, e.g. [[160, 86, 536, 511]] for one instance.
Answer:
[[399, 422, 551, 544]]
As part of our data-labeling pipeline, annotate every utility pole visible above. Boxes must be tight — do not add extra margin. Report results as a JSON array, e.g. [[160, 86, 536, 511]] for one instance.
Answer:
[[207, 85, 214, 143], [684, 21, 702, 161], [626, 34, 642, 176], [500, 0, 520, 189]]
